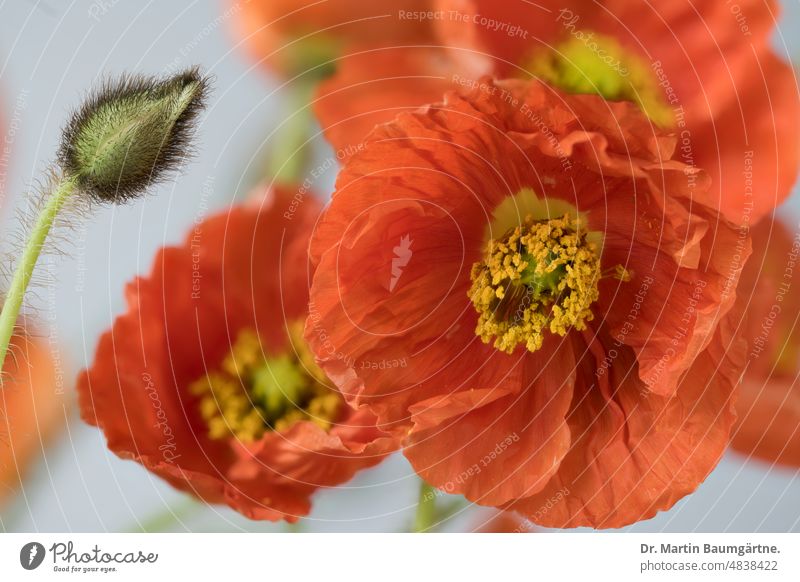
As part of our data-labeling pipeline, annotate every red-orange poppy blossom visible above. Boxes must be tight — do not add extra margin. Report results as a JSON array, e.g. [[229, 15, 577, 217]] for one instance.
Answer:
[[77, 186, 397, 521], [231, 0, 437, 78], [306, 77, 749, 528], [314, 0, 798, 225], [732, 216, 800, 468]]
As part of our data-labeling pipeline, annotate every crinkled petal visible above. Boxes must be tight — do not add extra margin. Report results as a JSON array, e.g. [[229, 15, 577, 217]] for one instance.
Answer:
[[508, 314, 745, 528], [404, 340, 575, 506]]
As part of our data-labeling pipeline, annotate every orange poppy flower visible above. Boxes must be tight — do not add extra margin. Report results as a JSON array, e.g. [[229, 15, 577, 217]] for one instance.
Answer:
[[314, 46, 455, 162], [230, 1, 455, 157], [306, 77, 748, 528], [315, 0, 798, 224], [230, 0, 437, 78], [731, 216, 800, 467], [77, 186, 397, 522], [1, 328, 64, 508]]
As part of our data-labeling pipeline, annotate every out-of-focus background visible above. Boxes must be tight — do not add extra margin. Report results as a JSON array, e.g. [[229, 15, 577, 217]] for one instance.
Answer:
[[0, 0, 798, 532]]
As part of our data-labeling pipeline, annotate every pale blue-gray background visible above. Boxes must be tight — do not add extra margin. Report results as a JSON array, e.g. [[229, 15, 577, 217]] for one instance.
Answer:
[[0, 0, 797, 532]]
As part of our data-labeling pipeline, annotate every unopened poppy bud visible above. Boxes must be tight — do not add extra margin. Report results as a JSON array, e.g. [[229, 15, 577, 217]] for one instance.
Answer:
[[0, 67, 210, 382], [58, 67, 210, 202]]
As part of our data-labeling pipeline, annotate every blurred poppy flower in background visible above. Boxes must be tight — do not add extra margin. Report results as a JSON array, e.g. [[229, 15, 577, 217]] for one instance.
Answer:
[[731, 216, 800, 468], [230, 0, 437, 79], [305, 77, 748, 528], [1, 328, 64, 509], [440, 0, 799, 224], [314, 46, 454, 162], [77, 187, 397, 522], [312, 0, 798, 225], [230, 0, 451, 183]]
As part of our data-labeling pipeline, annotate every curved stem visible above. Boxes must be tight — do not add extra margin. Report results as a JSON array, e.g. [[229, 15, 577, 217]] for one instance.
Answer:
[[0, 174, 78, 379], [413, 480, 437, 533]]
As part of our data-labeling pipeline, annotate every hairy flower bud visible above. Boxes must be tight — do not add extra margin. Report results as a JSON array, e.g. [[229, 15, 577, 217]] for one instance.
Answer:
[[58, 67, 210, 202]]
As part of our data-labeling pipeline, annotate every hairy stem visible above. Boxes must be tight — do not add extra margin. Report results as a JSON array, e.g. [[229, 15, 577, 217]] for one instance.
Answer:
[[0, 174, 78, 379]]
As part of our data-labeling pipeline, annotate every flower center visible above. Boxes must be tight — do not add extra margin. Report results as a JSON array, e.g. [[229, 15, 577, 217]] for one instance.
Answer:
[[524, 30, 673, 126], [190, 323, 341, 442], [469, 213, 602, 354]]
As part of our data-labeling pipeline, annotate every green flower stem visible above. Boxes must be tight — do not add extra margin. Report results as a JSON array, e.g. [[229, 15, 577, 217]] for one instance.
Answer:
[[267, 81, 316, 186], [414, 480, 438, 533], [0, 174, 79, 379]]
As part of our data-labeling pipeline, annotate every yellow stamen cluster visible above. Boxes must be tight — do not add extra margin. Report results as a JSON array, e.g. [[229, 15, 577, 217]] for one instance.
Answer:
[[469, 214, 602, 354], [190, 323, 341, 442]]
